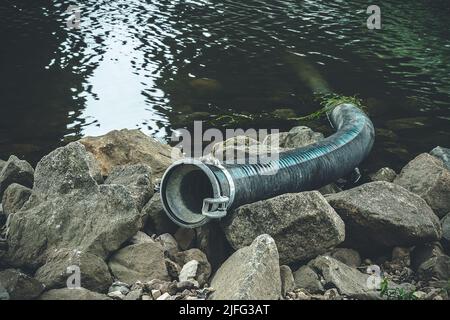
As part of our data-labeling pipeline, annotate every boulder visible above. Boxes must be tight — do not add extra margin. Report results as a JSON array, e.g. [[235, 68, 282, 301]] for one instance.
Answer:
[[130, 231, 155, 245], [105, 164, 154, 211], [79, 129, 182, 179], [223, 191, 345, 264], [293, 265, 324, 294], [39, 288, 111, 300], [168, 249, 211, 287], [210, 234, 281, 300], [6, 142, 143, 270], [430, 146, 450, 170], [308, 256, 378, 299], [211, 136, 261, 163], [1, 183, 31, 216], [394, 153, 450, 217], [369, 167, 397, 183], [0, 269, 44, 300], [35, 249, 112, 293], [330, 248, 361, 268], [142, 193, 178, 235], [280, 265, 295, 297], [263, 126, 324, 149], [108, 242, 169, 284], [326, 182, 442, 250], [0, 155, 34, 199]]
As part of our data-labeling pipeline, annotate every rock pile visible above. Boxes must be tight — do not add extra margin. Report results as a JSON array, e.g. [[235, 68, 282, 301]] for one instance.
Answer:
[[0, 128, 449, 300]]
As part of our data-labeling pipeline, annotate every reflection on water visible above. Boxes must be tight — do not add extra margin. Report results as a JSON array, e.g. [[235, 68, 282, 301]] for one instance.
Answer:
[[0, 0, 449, 172]]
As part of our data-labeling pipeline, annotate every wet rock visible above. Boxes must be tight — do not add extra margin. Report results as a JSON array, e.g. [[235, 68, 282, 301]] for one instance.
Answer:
[[189, 78, 222, 97], [369, 167, 397, 182], [1, 183, 31, 216], [168, 249, 211, 287], [79, 129, 182, 179], [35, 249, 112, 293], [105, 164, 154, 211], [130, 231, 155, 245], [430, 146, 450, 170], [280, 265, 295, 297], [0, 155, 34, 200], [263, 126, 324, 149], [39, 288, 111, 300], [293, 265, 324, 294], [142, 193, 178, 236], [394, 153, 450, 217], [108, 242, 169, 284], [330, 248, 361, 268], [326, 182, 442, 250], [6, 142, 143, 270], [308, 256, 378, 299], [223, 191, 345, 265], [210, 234, 281, 300], [442, 213, 450, 250], [0, 269, 44, 300], [174, 228, 196, 251]]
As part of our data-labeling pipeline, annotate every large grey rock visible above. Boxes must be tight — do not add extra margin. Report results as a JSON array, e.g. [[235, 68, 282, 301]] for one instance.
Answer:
[[210, 234, 281, 300], [442, 213, 450, 249], [0, 269, 44, 300], [430, 146, 450, 170], [0, 159, 6, 173], [1, 183, 31, 216], [0, 155, 34, 199], [223, 191, 345, 264], [35, 249, 112, 293], [394, 153, 450, 217], [79, 129, 182, 179], [108, 242, 169, 284], [263, 126, 324, 149], [39, 288, 111, 300], [326, 182, 442, 249], [142, 193, 178, 235], [369, 167, 397, 183], [6, 142, 143, 270], [330, 248, 361, 268], [105, 164, 154, 211], [293, 265, 324, 294], [308, 256, 378, 299], [168, 249, 211, 287]]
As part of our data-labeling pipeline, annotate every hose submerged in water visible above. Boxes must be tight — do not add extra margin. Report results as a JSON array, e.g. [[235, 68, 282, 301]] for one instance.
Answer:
[[160, 102, 375, 228]]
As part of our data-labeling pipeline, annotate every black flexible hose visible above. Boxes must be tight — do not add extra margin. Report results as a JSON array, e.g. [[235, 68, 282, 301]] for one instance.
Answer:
[[160, 102, 375, 228]]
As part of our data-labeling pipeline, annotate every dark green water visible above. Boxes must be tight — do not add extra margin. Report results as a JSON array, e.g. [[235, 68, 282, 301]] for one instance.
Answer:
[[1, 0, 449, 173]]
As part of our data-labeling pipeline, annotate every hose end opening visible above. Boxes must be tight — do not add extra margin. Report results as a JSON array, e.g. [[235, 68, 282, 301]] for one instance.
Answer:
[[160, 159, 224, 228]]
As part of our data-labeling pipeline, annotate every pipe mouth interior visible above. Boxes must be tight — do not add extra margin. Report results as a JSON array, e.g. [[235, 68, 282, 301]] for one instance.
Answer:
[[161, 161, 217, 228]]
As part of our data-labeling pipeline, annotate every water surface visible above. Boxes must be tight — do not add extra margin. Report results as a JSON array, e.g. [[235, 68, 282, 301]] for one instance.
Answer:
[[1, 0, 449, 173]]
